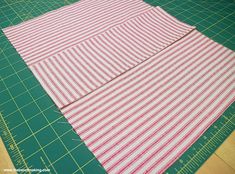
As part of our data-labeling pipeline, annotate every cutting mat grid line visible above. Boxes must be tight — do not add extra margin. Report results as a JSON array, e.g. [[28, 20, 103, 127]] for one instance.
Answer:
[[0, 0, 234, 174], [1, 75, 58, 174]]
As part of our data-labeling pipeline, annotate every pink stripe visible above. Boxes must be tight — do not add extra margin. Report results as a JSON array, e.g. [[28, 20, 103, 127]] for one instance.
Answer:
[[48, 56, 83, 97], [64, 49, 99, 89], [57, 53, 90, 93], [115, 26, 153, 56], [71, 46, 104, 85], [80, 42, 113, 80], [92, 36, 128, 70], [42, 60, 74, 103], [122, 22, 158, 50], [77, 43, 109, 81], [106, 30, 140, 64], [110, 27, 147, 60], [98, 34, 134, 68], [88, 39, 122, 74]]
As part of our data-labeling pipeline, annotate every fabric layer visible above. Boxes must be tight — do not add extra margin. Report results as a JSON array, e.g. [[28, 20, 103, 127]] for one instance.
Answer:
[[62, 30, 235, 174], [3, 0, 152, 65], [29, 7, 194, 108], [3, 3, 194, 108]]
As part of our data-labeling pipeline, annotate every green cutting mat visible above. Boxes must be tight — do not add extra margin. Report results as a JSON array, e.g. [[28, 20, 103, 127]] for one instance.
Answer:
[[0, 0, 234, 174]]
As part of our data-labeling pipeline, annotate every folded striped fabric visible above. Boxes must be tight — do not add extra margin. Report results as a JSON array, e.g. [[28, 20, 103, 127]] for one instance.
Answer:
[[3, 1, 194, 108], [3, 1, 235, 174], [62, 30, 235, 173], [3, 0, 152, 65]]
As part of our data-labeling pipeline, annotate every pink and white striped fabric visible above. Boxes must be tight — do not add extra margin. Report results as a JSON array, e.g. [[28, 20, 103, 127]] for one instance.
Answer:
[[3, 1, 235, 173], [3, 1, 194, 108], [62, 30, 235, 174], [3, 0, 152, 65]]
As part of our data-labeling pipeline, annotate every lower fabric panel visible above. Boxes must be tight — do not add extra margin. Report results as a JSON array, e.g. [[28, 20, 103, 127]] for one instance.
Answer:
[[62, 30, 235, 174]]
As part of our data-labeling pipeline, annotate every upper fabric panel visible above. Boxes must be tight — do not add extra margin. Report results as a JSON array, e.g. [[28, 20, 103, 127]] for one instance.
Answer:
[[3, 1, 194, 108], [29, 7, 194, 108], [3, 0, 152, 66]]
